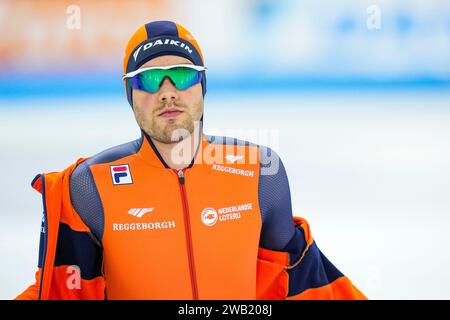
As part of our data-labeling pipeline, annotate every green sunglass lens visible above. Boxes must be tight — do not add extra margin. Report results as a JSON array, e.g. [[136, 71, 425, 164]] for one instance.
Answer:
[[169, 68, 199, 90], [138, 67, 200, 93]]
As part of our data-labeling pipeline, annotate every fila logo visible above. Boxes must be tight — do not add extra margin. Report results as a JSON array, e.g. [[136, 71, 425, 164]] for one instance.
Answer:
[[133, 38, 193, 62], [225, 155, 244, 163], [110, 164, 133, 185], [128, 208, 154, 218]]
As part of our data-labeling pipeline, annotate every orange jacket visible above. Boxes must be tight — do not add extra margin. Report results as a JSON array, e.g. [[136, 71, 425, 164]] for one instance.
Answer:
[[16, 132, 366, 300]]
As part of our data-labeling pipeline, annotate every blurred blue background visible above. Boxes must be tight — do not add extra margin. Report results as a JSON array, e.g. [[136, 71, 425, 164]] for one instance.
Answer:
[[1, 0, 450, 299], [1, 0, 449, 96]]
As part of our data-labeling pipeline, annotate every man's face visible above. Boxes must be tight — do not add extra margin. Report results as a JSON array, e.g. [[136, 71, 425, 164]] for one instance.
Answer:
[[132, 55, 204, 144]]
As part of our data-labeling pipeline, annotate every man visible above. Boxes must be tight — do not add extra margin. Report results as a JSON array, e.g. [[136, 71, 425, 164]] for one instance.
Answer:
[[16, 21, 366, 300]]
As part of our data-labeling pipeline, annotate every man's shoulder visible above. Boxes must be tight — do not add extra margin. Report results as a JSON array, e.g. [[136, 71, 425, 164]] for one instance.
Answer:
[[70, 136, 142, 183], [65, 137, 144, 241], [68, 136, 143, 217], [85, 136, 143, 167]]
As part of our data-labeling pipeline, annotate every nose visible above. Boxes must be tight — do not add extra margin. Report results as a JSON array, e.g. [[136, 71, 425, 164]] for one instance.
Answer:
[[158, 77, 179, 103]]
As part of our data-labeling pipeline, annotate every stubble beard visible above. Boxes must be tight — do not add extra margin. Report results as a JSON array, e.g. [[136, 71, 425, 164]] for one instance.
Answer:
[[135, 101, 203, 144]]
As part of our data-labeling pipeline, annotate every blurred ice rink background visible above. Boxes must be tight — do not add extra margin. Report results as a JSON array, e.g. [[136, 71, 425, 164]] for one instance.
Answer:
[[1, 0, 450, 299]]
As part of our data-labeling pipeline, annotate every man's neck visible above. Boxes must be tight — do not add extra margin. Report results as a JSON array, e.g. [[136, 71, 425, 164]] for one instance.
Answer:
[[150, 128, 201, 171]]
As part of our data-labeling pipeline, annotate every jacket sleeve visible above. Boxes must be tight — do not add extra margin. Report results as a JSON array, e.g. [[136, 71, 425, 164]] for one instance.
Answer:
[[257, 147, 366, 300], [16, 160, 105, 300], [256, 216, 367, 300]]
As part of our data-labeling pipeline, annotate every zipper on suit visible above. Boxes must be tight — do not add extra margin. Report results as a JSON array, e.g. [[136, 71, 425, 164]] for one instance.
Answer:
[[37, 174, 48, 300], [176, 169, 199, 300]]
